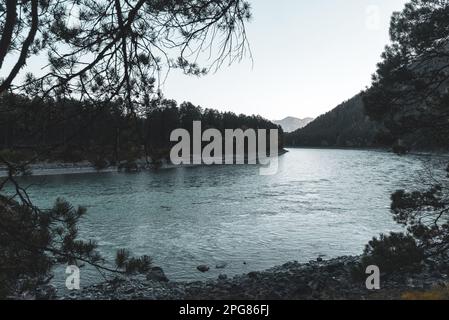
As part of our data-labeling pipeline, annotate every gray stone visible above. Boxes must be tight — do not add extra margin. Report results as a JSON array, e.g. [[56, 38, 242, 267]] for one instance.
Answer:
[[61, 254, 449, 300], [197, 265, 210, 273]]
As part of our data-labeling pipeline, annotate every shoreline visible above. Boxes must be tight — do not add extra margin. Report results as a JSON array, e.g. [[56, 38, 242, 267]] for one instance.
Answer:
[[0, 149, 290, 178], [0, 161, 118, 178], [54, 255, 448, 300], [285, 146, 449, 157]]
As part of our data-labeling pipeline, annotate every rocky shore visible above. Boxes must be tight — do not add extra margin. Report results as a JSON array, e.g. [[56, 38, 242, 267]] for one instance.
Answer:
[[0, 159, 155, 177], [0, 150, 289, 177], [58, 256, 449, 300]]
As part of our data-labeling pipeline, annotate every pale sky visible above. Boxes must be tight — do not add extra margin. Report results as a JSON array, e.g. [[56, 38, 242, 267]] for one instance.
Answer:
[[2, 0, 408, 120], [163, 0, 408, 120]]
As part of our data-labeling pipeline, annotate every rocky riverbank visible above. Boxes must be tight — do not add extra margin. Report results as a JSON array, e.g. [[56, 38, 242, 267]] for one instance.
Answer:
[[58, 256, 449, 300], [0, 159, 157, 177], [0, 150, 289, 177]]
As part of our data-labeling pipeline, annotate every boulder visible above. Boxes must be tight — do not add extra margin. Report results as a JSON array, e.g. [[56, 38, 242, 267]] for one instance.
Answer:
[[197, 265, 210, 273]]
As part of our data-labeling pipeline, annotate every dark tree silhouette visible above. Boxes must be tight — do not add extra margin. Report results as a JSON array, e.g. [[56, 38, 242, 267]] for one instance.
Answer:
[[361, 0, 449, 269], [0, 0, 253, 298], [363, 0, 449, 149], [0, 0, 251, 101], [285, 95, 382, 148], [0, 94, 281, 165]]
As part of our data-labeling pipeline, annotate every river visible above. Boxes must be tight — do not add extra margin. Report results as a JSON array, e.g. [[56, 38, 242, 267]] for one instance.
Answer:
[[4, 148, 432, 293]]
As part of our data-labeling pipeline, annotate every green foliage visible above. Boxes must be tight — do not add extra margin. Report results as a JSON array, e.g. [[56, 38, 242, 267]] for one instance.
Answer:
[[391, 186, 449, 255], [0, 195, 156, 298], [0, 94, 283, 165], [363, 0, 449, 150], [360, 170, 449, 274], [0, 197, 101, 298], [115, 249, 153, 274], [1, 0, 252, 106], [359, 0, 449, 273], [361, 233, 424, 273], [115, 249, 130, 270], [0, 149, 33, 176], [0, 0, 254, 300]]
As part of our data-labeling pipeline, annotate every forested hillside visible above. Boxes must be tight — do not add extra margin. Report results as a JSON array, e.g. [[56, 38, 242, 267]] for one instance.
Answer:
[[285, 95, 383, 148], [0, 94, 282, 166]]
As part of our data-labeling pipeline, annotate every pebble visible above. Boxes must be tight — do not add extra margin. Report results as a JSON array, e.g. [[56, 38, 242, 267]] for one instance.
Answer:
[[59, 255, 449, 300], [197, 265, 210, 273]]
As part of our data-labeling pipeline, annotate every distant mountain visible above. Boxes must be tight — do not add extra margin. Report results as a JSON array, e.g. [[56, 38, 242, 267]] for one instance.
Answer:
[[273, 117, 314, 133], [285, 94, 384, 148]]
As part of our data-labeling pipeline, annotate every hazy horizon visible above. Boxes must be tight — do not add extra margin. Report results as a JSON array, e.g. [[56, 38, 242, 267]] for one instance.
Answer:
[[1, 0, 408, 121], [163, 0, 408, 120]]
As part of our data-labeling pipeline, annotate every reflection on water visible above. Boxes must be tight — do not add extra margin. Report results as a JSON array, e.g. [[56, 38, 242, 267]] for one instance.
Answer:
[[7, 148, 428, 292]]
